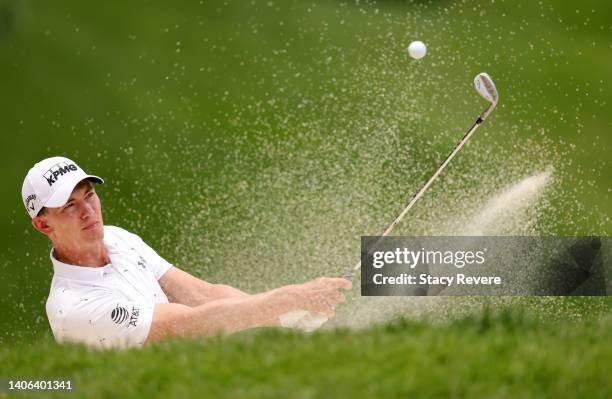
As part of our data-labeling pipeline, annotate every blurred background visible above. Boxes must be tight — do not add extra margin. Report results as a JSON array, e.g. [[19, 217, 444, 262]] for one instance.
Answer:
[[0, 0, 610, 342]]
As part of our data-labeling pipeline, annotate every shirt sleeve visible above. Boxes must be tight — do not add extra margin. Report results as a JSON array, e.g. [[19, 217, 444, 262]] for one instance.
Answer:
[[59, 292, 155, 350], [134, 236, 173, 280], [110, 226, 173, 280]]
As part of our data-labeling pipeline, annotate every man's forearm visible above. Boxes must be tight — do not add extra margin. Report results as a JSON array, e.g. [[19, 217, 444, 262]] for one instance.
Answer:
[[148, 277, 350, 343], [190, 291, 286, 333], [205, 284, 250, 300], [159, 267, 250, 307], [157, 290, 294, 340], [185, 283, 250, 306]]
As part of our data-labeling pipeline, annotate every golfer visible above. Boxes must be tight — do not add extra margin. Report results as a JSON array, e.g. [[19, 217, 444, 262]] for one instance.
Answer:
[[22, 156, 351, 349]]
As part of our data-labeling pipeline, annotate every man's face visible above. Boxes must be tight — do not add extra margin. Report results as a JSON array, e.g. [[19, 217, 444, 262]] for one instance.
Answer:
[[39, 180, 105, 247]]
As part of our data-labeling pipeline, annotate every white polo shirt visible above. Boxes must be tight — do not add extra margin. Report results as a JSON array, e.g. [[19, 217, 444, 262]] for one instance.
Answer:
[[45, 225, 172, 349]]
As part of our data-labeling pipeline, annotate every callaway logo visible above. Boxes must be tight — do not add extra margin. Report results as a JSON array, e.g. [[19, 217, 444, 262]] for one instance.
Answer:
[[43, 162, 78, 186], [25, 194, 37, 211], [110, 305, 140, 327]]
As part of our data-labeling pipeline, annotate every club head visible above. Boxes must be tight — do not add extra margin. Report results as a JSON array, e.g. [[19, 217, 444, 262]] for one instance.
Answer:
[[474, 72, 498, 106]]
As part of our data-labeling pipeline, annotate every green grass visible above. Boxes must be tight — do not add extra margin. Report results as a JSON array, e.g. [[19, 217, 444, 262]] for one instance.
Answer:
[[1, 303, 610, 398]]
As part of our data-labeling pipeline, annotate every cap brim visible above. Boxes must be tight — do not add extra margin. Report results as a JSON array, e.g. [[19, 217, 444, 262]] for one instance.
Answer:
[[44, 175, 104, 208]]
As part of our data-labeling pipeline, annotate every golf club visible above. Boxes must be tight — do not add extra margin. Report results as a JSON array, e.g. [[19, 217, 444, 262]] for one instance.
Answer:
[[280, 72, 499, 331], [343, 72, 498, 279]]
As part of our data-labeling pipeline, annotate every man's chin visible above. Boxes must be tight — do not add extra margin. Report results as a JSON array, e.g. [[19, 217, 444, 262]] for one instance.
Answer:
[[82, 223, 104, 239]]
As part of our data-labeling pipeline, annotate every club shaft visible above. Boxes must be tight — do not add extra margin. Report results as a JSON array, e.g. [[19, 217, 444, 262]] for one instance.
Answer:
[[346, 107, 494, 278]]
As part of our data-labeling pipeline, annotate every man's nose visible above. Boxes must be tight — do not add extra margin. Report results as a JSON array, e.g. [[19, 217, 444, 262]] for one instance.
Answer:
[[80, 202, 96, 219]]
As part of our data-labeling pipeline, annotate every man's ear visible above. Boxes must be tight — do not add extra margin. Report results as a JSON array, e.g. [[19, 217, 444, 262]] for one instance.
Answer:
[[32, 216, 53, 236]]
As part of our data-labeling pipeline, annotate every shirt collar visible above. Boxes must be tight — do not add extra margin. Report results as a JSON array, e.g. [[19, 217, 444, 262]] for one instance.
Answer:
[[50, 227, 122, 281]]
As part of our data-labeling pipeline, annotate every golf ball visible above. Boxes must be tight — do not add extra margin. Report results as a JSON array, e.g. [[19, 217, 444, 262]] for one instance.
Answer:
[[407, 41, 427, 59]]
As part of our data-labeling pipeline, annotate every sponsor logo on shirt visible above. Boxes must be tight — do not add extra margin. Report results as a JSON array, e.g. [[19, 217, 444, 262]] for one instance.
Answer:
[[128, 307, 140, 327], [111, 306, 129, 324], [43, 162, 78, 186], [111, 306, 140, 327], [137, 255, 147, 269]]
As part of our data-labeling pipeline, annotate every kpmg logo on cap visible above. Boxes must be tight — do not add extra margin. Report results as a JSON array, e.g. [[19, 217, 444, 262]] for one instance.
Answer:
[[25, 194, 37, 211], [43, 162, 78, 186]]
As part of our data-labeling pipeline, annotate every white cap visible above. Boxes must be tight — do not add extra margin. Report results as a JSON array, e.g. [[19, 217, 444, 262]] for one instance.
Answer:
[[22, 156, 104, 218]]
